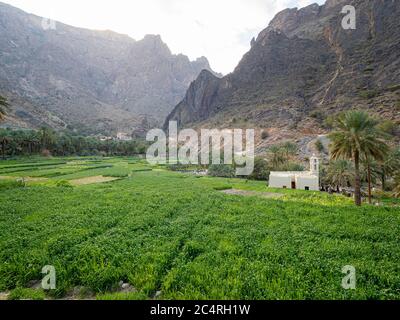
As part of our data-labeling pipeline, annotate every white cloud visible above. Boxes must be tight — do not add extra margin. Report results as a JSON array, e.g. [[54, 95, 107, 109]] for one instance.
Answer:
[[2, 0, 325, 74]]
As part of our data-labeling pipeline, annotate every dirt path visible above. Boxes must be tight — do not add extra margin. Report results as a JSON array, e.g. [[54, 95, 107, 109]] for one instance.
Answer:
[[220, 189, 284, 199]]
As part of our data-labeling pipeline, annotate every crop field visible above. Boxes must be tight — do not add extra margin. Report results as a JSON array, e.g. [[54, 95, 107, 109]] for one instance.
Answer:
[[0, 157, 399, 300]]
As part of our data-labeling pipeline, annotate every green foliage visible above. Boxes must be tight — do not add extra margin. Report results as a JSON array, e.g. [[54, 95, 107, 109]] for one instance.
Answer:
[[8, 288, 45, 300], [377, 120, 399, 136], [394, 172, 400, 198], [267, 142, 300, 171], [0, 157, 399, 300], [358, 89, 379, 99], [386, 84, 400, 92], [328, 111, 391, 205], [310, 110, 325, 122], [248, 157, 270, 181], [315, 139, 325, 154], [0, 128, 148, 159], [261, 131, 269, 140], [55, 180, 73, 188], [208, 164, 235, 178], [322, 115, 337, 130], [326, 160, 354, 190], [97, 291, 148, 300]]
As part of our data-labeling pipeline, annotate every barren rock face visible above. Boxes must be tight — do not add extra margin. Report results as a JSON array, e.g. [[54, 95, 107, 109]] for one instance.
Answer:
[[166, 0, 400, 147], [0, 2, 216, 134]]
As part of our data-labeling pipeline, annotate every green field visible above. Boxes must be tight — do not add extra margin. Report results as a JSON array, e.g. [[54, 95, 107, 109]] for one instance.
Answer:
[[0, 157, 399, 300]]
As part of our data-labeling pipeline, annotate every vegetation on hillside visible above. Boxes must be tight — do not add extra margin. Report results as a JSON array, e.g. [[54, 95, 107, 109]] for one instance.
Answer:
[[0, 127, 147, 159], [0, 95, 9, 121]]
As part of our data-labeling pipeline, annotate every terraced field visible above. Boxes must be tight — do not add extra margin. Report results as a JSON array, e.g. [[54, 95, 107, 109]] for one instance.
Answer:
[[0, 157, 399, 300]]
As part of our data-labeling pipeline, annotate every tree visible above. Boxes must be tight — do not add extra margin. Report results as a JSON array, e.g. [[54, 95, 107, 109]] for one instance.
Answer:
[[268, 145, 286, 170], [208, 164, 235, 178], [361, 157, 381, 204], [328, 111, 390, 206], [393, 172, 400, 198], [0, 95, 9, 121], [249, 157, 270, 181], [281, 141, 298, 160], [326, 160, 354, 192], [315, 139, 325, 154], [0, 129, 11, 160], [38, 127, 55, 152], [379, 147, 400, 191]]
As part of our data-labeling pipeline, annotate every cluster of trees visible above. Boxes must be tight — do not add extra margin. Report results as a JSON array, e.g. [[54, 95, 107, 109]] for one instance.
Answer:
[[0, 127, 148, 158], [207, 111, 400, 205], [208, 142, 304, 180], [328, 111, 399, 205]]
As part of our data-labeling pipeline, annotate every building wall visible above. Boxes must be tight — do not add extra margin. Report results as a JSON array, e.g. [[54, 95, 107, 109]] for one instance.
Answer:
[[269, 175, 293, 189], [295, 176, 319, 191]]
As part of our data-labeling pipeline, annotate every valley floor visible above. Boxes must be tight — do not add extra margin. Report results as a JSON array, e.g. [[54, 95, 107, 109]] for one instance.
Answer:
[[0, 157, 399, 300]]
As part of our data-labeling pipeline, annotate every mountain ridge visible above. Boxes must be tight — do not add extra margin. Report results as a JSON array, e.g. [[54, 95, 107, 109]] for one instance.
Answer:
[[0, 1, 218, 135], [166, 0, 400, 153]]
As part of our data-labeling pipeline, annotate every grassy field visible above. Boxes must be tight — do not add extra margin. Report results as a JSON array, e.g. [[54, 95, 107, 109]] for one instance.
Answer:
[[0, 157, 399, 300]]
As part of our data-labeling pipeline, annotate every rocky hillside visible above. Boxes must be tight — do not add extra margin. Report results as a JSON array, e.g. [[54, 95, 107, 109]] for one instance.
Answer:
[[0, 2, 216, 135], [166, 0, 400, 153]]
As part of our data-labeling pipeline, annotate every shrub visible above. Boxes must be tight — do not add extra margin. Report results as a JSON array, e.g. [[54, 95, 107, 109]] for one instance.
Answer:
[[358, 90, 379, 99], [378, 120, 399, 136], [261, 131, 269, 140], [213, 185, 233, 191], [323, 115, 337, 129], [249, 157, 270, 181], [55, 180, 73, 188], [310, 110, 325, 121], [208, 164, 235, 178], [387, 84, 400, 92], [315, 139, 325, 153]]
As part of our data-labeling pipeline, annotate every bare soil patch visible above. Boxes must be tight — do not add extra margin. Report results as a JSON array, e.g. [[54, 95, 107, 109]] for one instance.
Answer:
[[220, 189, 284, 199], [69, 176, 119, 186], [0, 292, 9, 300]]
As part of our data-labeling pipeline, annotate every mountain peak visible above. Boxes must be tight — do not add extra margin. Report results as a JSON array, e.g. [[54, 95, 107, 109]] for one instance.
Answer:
[[166, 0, 400, 146], [0, 2, 217, 134]]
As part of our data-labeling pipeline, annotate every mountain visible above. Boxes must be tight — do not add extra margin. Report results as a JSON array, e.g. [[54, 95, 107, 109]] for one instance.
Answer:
[[0, 2, 217, 135], [166, 0, 400, 152]]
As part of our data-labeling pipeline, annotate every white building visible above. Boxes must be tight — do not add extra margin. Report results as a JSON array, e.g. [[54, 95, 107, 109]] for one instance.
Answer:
[[116, 132, 132, 141], [269, 156, 320, 191]]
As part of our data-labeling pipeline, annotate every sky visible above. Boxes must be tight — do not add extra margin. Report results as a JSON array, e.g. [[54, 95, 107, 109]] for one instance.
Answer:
[[2, 0, 326, 74]]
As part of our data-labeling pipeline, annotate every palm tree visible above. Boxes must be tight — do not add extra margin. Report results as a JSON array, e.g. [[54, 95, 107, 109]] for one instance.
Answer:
[[328, 111, 390, 206], [361, 157, 380, 204], [39, 127, 55, 151], [268, 145, 286, 170], [326, 160, 354, 192], [379, 148, 400, 191], [0, 95, 9, 121], [393, 172, 400, 198], [281, 141, 298, 160], [0, 129, 11, 160]]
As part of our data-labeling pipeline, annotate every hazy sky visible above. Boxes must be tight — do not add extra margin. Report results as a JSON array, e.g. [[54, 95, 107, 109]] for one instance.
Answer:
[[3, 0, 325, 74]]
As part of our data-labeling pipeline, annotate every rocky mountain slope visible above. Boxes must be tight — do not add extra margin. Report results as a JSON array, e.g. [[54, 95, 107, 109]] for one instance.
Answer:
[[0, 2, 216, 135], [166, 0, 400, 153]]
